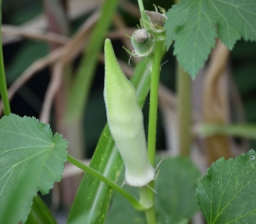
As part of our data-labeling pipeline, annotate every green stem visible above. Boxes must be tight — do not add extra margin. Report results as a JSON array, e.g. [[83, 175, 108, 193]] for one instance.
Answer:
[[176, 62, 191, 156], [67, 154, 149, 211], [145, 207, 157, 224], [147, 40, 164, 165], [174, 0, 191, 156], [137, 0, 145, 13], [137, 0, 150, 29], [145, 40, 164, 224], [0, 10, 11, 116], [139, 187, 156, 224]]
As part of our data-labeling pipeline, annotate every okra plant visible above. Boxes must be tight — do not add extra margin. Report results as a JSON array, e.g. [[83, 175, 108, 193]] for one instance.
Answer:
[[1, 0, 256, 223]]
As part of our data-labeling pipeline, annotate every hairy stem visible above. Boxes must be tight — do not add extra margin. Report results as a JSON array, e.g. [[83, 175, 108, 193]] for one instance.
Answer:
[[139, 187, 156, 224], [148, 40, 164, 165], [145, 40, 164, 224], [137, 0, 145, 13]]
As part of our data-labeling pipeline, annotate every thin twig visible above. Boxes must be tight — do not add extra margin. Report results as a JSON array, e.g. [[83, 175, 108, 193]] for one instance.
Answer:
[[40, 62, 63, 123], [2, 0, 98, 45], [2, 25, 69, 45], [0, 11, 100, 116]]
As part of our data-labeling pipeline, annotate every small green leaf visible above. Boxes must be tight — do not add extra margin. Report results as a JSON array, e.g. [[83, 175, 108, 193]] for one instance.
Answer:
[[165, 0, 256, 78], [197, 150, 256, 223], [155, 157, 200, 219], [0, 114, 67, 223]]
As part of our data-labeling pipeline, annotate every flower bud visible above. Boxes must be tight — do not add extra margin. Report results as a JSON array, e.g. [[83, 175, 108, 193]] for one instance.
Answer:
[[104, 39, 155, 187], [131, 29, 154, 57], [145, 10, 166, 32]]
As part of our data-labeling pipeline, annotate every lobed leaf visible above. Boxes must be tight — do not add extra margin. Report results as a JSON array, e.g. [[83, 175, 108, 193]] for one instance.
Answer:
[[0, 114, 67, 223], [165, 0, 256, 78], [106, 156, 198, 224], [155, 157, 200, 219], [197, 150, 256, 223]]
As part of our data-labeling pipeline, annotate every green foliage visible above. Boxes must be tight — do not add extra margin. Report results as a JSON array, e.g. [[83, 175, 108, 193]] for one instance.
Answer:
[[0, 114, 67, 223], [197, 150, 256, 223], [25, 196, 57, 224], [106, 156, 199, 224], [165, 0, 256, 78], [155, 157, 200, 219]]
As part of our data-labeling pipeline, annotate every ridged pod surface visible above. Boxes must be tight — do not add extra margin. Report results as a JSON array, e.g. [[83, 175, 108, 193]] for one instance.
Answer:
[[104, 39, 155, 187]]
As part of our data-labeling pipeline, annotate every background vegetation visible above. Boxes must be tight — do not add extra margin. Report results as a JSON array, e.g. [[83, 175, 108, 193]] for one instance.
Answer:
[[1, 0, 256, 222]]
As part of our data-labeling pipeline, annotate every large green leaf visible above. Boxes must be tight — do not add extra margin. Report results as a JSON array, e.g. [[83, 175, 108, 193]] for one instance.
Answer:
[[67, 59, 151, 224], [197, 150, 256, 223], [106, 182, 188, 224], [165, 0, 256, 78], [106, 157, 196, 224], [0, 114, 67, 223], [155, 157, 200, 219]]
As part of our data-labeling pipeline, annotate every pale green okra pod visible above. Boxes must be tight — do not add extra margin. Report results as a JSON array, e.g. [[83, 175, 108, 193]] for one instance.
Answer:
[[104, 39, 155, 187]]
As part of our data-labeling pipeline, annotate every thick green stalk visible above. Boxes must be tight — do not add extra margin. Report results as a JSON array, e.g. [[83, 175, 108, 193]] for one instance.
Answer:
[[66, 0, 119, 120], [176, 57, 191, 156], [145, 207, 157, 224], [175, 0, 191, 157], [67, 155, 150, 211], [139, 187, 156, 224], [147, 40, 164, 165], [0, 4, 11, 116], [144, 40, 164, 224]]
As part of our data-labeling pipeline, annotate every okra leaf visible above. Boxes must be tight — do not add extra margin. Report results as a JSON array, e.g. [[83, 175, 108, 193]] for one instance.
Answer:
[[155, 157, 200, 219], [165, 0, 256, 79], [0, 114, 67, 223], [67, 58, 151, 224], [106, 185, 188, 224], [106, 157, 194, 224], [197, 150, 256, 223]]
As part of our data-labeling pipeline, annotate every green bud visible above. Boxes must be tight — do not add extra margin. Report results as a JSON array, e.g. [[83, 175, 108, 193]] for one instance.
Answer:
[[104, 39, 155, 187], [145, 10, 166, 29], [131, 29, 154, 57]]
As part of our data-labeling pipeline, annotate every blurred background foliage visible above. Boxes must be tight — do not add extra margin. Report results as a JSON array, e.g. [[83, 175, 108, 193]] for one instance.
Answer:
[[1, 0, 256, 221], [2, 0, 256, 152]]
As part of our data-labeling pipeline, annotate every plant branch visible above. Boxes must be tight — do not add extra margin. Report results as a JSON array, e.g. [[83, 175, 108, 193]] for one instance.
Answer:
[[40, 62, 63, 123], [2, 25, 68, 45], [176, 63, 191, 156], [0, 10, 11, 116], [139, 187, 156, 224], [147, 40, 164, 165], [67, 154, 150, 211]]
